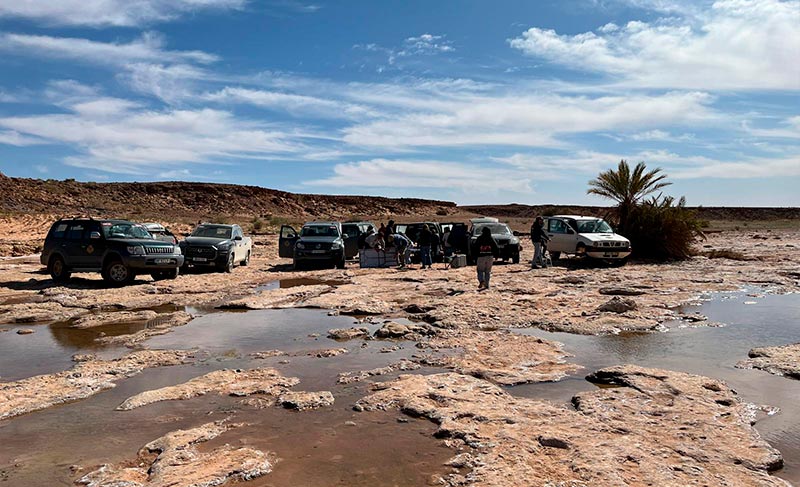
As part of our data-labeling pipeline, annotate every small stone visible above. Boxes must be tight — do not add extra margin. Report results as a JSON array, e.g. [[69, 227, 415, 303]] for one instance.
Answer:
[[16, 328, 34, 335], [597, 296, 637, 313], [538, 436, 571, 449]]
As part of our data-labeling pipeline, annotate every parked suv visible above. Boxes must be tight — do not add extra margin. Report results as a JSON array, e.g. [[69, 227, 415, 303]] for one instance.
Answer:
[[467, 218, 522, 264], [180, 223, 252, 273], [279, 222, 346, 269], [543, 215, 631, 264], [41, 218, 183, 285]]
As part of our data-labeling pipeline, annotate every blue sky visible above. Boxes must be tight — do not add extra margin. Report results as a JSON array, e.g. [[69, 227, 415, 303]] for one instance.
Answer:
[[0, 0, 798, 206]]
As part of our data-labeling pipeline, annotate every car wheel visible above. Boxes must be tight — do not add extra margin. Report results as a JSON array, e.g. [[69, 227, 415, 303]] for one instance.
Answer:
[[550, 251, 561, 261], [48, 255, 71, 282], [293, 260, 303, 271], [104, 260, 134, 286], [512, 253, 520, 264], [241, 251, 250, 266], [576, 243, 587, 257], [335, 254, 346, 269], [223, 253, 235, 273], [611, 258, 628, 267]]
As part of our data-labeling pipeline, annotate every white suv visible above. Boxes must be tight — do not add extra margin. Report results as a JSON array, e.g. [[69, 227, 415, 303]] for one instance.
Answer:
[[543, 215, 631, 264]]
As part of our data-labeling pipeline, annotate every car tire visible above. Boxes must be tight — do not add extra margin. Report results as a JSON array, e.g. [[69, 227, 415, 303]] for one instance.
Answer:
[[293, 260, 304, 271], [576, 243, 587, 257], [611, 258, 628, 267], [223, 253, 235, 273], [512, 253, 520, 264], [241, 251, 250, 266], [103, 260, 134, 286], [48, 255, 71, 282], [335, 254, 346, 269], [550, 251, 561, 261]]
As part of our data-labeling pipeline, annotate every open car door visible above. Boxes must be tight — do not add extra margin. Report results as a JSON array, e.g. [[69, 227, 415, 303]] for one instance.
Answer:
[[279, 225, 299, 258]]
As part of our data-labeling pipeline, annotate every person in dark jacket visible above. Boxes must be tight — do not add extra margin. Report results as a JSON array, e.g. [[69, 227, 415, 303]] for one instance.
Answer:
[[472, 226, 499, 289], [530, 217, 549, 268], [418, 224, 433, 269]]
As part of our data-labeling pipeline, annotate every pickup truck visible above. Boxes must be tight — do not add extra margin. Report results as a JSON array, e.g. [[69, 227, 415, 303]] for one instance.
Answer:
[[180, 223, 252, 272]]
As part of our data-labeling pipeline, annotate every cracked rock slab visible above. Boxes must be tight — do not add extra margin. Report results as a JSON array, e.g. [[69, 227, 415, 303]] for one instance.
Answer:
[[94, 311, 194, 347], [219, 285, 331, 310], [0, 350, 193, 421], [278, 391, 335, 411], [77, 420, 272, 487], [72, 310, 159, 329], [356, 366, 787, 486], [117, 368, 300, 410]]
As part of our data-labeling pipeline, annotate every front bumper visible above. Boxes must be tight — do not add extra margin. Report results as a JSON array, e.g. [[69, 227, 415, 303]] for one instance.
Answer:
[[497, 244, 521, 259], [183, 251, 230, 267], [126, 255, 184, 269], [294, 249, 343, 262], [585, 247, 631, 259]]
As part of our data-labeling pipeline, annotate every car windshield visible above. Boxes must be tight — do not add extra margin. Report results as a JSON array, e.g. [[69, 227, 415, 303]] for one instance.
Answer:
[[301, 225, 339, 237], [476, 223, 511, 235], [103, 222, 152, 239], [192, 226, 232, 239], [576, 220, 614, 233]]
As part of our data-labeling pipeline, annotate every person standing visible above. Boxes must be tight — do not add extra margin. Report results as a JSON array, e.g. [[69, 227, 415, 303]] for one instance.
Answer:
[[442, 226, 453, 258], [530, 217, 549, 268], [472, 226, 499, 290], [418, 224, 433, 269]]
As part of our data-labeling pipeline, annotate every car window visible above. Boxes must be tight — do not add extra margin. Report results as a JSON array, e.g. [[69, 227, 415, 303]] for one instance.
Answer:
[[66, 223, 86, 240], [103, 222, 152, 239], [281, 226, 297, 238], [301, 225, 339, 237], [547, 219, 569, 234], [342, 224, 358, 236], [51, 223, 69, 239], [192, 226, 232, 239], [576, 220, 614, 233], [475, 223, 511, 235]]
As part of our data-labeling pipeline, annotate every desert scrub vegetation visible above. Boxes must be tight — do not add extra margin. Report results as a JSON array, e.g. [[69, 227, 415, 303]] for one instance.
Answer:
[[589, 160, 704, 260]]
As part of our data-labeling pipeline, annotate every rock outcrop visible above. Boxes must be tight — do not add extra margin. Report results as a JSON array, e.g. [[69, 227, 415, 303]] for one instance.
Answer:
[[737, 343, 800, 379], [76, 421, 272, 486], [356, 366, 787, 486]]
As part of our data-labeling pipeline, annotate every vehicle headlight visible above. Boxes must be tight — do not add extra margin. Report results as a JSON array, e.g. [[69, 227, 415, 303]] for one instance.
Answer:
[[331, 242, 342, 250], [173, 246, 182, 255], [510, 237, 519, 245], [216, 241, 233, 251], [127, 245, 145, 255], [296, 242, 305, 249]]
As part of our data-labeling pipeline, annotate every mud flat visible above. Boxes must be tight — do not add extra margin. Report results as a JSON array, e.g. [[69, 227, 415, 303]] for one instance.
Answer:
[[356, 367, 787, 486]]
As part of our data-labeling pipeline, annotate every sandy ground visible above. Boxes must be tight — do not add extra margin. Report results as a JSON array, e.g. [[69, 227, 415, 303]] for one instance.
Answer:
[[1, 228, 799, 486]]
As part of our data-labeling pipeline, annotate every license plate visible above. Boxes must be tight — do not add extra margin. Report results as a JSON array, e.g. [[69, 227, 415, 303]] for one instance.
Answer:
[[311, 250, 326, 254], [603, 252, 619, 258], [155, 258, 173, 264], [193, 257, 208, 262]]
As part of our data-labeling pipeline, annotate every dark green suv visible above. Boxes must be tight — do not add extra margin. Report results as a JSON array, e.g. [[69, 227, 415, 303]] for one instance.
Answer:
[[40, 218, 184, 285]]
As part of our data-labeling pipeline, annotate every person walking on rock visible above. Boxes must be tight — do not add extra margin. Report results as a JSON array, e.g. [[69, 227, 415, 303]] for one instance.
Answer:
[[530, 217, 549, 268], [472, 226, 499, 290]]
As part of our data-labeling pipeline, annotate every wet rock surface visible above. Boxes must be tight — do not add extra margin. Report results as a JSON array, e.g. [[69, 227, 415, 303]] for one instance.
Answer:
[[327, 327, 370, 340], [420, 329, 580, 385], [72, 310, 159, 329], [337, 360, 421, 384], [94, 311, 194, 347], [356, 366, 788, 486], [278, 391, 335, 410], [737, 343, 800, 380], [117, 368, 301, 410], [76, 420, 272, 487], [0, 350, 192, 420]]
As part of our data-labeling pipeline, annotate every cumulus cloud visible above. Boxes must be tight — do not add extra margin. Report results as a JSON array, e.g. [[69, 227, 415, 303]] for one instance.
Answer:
[[510, 0, 800, 90], [0, 0, 246, 27]]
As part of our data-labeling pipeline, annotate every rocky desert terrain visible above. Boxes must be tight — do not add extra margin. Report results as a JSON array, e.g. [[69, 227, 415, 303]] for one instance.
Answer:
[[0, 175, 799, 486]]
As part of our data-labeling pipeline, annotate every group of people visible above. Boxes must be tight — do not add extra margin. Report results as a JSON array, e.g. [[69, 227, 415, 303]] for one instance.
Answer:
[[355, 216, 552, 290]]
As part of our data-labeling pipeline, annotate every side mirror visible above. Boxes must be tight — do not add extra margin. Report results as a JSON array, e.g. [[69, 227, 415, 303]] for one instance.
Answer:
[[342, 233, 350, 239], [287, 233, 296, 239], [234, 235, 243, 241], [89, 231, 101, 239], [513, 231, 520, 237]]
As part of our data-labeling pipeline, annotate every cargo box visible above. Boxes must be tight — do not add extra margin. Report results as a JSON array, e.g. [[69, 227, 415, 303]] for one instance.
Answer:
[[359, 248, 398, 268], [449, 254, 467, 268]]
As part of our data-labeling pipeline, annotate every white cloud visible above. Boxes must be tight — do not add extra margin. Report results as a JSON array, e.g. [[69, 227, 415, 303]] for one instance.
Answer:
[[0, 130, 47, 146], [200, 87, 375, 118], [510, 0, 800, 90], [0, 97, 314, 174], [342, 91, 716, 149], [670, 154, 800, 178], [742, 116, 800, 139], [0, 0, 246, 27], [0, 32, 218, 66], [402, 34, 455, 54], [305, 158, 532, 192]]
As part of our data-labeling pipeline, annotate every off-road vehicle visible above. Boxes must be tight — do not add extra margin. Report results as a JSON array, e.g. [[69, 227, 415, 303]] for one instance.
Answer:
[[467, 217, 521, 264], [279, 222, 346, 269], [544, 215, 631, 264], [180, 223, 252, 273], [41, 218, 183, 285]]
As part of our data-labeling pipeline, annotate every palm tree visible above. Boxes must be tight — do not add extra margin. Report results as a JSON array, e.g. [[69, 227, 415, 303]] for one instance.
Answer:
[[587, 160, 671, 234]]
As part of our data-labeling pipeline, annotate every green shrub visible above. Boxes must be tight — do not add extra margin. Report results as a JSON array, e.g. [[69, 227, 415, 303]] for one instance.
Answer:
[[623, 195, 704, 260]]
